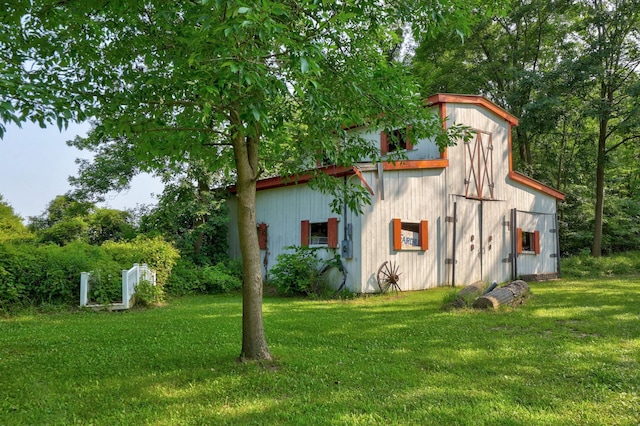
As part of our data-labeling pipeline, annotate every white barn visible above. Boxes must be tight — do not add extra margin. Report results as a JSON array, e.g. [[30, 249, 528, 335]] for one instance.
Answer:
[[228, 94, 565, 292]]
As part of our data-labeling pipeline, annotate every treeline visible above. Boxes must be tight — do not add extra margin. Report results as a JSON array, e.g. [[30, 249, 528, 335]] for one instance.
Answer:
[[0, 192, 239, 313], [413, 0, 640, 256]]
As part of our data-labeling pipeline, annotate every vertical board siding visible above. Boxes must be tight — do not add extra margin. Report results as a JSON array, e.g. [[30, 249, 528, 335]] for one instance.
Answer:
[[228, 99, 560, 293], [445, 104, 509, 201], [360, 168, 447, 292]]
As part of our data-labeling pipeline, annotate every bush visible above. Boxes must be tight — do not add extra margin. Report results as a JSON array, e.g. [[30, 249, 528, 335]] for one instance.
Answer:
[[165, 258, 203, 295], [269, 246, 326, 296], [101, 235, 180, 286], [134, 279, 164, 307], [200, 263, 242, 293], [165, 258, 242, 296], [87, 266, 122, 305], [0, 236, 179, 311]]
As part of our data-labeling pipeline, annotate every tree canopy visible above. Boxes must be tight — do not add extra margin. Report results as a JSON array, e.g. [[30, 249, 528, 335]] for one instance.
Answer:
[[2, 0, 489, 360], [413, 0, 640, 256]]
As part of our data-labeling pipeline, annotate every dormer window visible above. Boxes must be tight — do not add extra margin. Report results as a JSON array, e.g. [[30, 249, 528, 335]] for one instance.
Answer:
[[381, 128, 413, 154]]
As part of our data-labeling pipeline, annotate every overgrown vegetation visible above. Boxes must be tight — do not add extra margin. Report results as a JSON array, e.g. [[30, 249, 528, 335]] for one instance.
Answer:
[[0, 237, 179, 312], [1, 277, 638, 424], [0, 188, 240, 312], [561, 250, 640, 278], [268, 246, 344, 298]]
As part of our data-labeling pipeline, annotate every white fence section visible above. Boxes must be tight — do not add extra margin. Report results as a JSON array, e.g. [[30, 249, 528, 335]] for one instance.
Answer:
[[80, 263, 156, 310]]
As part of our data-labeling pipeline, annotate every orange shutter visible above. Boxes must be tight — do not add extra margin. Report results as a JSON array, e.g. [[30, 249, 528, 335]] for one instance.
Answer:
[[419, 220, 428, 250], [380, 131, 388, 155], [328, 218, 339, 248], [258, 223, 268, 249], [534, 230, 541, 254], [393, 218, 402, 251], [405, 127, 414, 151], [301, 220, 309, 247], [516, 228, 523, 254]]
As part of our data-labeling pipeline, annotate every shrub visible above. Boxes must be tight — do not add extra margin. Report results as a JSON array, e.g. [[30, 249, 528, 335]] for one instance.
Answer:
[[165, 258, 242, 296], [165, 258, 203, 295], [134, 279, 164, 307], [101, 235, 180, 286], [87, 267, 122, 305], [269, 246, 326, 296], [0, 236, 179, 310], [200, 263, 242, 293]]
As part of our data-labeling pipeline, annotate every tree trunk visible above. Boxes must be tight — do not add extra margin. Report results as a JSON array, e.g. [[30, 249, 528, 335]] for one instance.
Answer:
[[192, 178, 210, 257], [591, 88, 610, 258], [231, 111, 272, 362]]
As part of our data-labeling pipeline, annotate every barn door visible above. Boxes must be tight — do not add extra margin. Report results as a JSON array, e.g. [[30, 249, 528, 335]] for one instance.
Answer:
[[464, 131, 494, 200], [451, 198, 483, 286]]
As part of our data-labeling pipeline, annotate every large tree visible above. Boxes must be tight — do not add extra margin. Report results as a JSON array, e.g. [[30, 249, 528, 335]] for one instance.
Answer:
[[569, 0, 640, 257], [3, 1, 485, 361]]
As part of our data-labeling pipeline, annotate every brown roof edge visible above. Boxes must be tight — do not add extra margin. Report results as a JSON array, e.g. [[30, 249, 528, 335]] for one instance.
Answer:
[[426, 93, 519, 127], [509, 171, 565, 201], [228, 165, 358, 194]]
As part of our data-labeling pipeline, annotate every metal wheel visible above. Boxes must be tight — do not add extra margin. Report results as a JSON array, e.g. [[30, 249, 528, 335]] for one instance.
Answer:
[[376, 260, 401, 293]]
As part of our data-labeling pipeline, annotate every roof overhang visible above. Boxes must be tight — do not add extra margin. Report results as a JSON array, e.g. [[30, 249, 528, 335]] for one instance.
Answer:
[[426, 93, 519, 127]]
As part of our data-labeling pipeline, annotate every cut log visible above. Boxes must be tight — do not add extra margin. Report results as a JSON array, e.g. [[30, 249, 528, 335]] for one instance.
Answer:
[[458, 280, 488, 298], [472, 280, 530, 309]]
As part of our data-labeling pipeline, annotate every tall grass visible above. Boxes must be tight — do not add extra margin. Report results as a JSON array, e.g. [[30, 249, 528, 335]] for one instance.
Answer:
[[1, 277, 639, 425], [562, 250, 640, 278]]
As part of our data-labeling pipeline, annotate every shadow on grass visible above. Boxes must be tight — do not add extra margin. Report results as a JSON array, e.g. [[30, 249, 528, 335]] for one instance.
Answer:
[[1, 281, 639, 424]]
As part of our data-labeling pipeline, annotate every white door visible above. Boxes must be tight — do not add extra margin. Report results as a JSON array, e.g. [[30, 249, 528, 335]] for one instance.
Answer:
[[451, 197, 482, 286]]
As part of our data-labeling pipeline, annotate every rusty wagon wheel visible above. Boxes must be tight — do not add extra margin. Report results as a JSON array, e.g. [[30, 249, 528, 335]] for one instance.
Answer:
[[376, 260, 401, 293]]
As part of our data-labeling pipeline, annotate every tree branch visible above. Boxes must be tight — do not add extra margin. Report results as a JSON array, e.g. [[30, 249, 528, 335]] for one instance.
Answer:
[[605, 134, 640, 154]]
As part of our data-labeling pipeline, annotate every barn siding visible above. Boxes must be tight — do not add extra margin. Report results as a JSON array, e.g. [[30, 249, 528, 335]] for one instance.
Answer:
[[227, 184, 365, 292], [445, 104, 510, 202], [228, 96, 562, 293], [358, 168, 447, 292]]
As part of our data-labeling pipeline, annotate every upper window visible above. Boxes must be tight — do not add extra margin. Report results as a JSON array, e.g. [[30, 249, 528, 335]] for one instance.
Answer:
[[381, 128, 413, 154], [464, 130, 494, 200]]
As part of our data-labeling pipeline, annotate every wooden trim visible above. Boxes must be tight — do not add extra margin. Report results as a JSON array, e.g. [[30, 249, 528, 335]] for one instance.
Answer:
[[380, 131, 388, 155], [352, 167, 374, 195], [392, 218, 402, 251], [405, 127, 414, 151], [516, 228, 523, 254], [419, 220, 429, 251], [247, 165, 354, 192], [301, 220, 309, 247], [257, 223, 268, 249], [383, 159, 449, 171], [534, 230, 541, 254], [509, 171, 565, 200], [426, 94, 519, 126], [327, 217, 339, 248]]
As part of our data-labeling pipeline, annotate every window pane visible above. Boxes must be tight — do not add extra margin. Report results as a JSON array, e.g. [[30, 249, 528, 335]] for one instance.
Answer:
[[310, 222, 328, 245]]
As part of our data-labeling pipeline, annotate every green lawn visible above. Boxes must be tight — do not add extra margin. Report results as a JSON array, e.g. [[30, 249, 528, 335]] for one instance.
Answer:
[[1, 278, 639, 425]]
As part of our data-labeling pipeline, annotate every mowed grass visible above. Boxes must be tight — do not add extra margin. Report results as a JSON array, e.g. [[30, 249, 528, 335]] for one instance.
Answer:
[[1, 278, 639, 425]]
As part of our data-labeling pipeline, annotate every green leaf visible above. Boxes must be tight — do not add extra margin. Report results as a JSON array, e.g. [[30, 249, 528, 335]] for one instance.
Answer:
[[301, 57, 309, 74]]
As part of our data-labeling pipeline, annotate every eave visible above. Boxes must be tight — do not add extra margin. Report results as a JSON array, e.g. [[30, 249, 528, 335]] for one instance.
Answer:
[[509, 171, 565, 201]]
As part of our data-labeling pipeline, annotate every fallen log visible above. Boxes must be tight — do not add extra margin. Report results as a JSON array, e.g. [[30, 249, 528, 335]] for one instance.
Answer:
[[457, 280, 489, 298], [472, 280, 530, 309]]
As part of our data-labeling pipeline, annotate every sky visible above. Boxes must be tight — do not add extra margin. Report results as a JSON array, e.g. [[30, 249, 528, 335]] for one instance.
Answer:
[[0, 121, 164, 221]]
